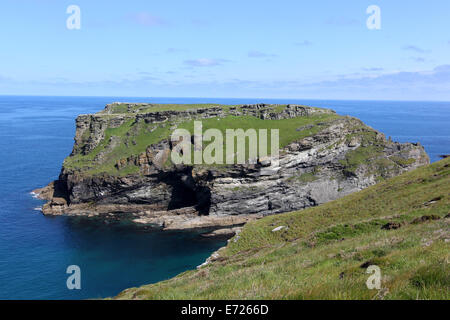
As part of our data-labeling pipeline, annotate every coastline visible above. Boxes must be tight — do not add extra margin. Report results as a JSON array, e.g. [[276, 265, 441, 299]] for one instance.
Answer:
[[3, 96, 447, 300]]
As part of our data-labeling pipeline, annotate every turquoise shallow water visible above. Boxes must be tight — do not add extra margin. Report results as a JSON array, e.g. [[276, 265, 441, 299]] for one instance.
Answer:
[[0, 96, 448, 299]]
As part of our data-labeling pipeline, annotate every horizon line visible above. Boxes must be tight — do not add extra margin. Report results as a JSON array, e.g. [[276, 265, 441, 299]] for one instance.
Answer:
[[0, 94, 449, 104]]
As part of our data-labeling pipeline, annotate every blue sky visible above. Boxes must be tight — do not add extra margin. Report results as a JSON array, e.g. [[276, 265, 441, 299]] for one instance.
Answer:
[[1, 0, 450, 100]]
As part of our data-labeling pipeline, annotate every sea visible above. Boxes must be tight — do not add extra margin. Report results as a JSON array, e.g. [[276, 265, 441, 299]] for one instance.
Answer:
[[0, 96, 448, 299]]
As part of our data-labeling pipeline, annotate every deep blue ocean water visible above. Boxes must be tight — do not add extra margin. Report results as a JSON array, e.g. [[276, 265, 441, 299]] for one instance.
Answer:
[[0, 96, 448, 299]]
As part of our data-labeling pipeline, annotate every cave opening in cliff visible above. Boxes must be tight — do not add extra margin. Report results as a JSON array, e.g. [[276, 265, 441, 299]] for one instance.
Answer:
[[194, 186, 211, 215], [167, 182, 198, 210], [163, 171, 211, 215]]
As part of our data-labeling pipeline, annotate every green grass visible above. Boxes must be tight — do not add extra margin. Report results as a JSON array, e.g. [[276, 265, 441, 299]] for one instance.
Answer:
[[175, 114, 338, 164], [338, 128, 387, 176], [338, 126, 419, 178], [103, 103, 236, 114], [103, 103, 320, 114], [64, 106, 340, 175], [391, 156, 417, 167], [64, 119, 174, 175], [286, 172, 319, 184], [109, 103, 129, 113], [113, 157, 450, 300]]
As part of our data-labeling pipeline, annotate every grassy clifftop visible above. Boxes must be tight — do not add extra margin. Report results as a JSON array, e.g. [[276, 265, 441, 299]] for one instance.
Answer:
[[62, 103, 424, 179], [63, 103, 341, 176], [115, 157, 449, 300]]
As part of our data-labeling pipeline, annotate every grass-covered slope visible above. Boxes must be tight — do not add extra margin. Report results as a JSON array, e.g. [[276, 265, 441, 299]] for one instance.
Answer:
[[115, 157, 450, 300]]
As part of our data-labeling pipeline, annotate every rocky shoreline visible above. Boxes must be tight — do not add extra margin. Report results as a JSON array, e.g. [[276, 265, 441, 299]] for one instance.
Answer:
[[33, 103, 430, 231]]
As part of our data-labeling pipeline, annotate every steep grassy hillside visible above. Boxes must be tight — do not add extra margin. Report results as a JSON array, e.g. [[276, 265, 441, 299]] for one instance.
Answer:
[[115, 157, 449, 300]]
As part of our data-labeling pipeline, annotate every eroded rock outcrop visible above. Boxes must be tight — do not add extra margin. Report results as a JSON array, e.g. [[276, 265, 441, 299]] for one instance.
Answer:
[[33, 103, 430, 230]]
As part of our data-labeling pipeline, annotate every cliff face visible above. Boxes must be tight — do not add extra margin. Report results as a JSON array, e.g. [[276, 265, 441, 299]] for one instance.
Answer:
[[34, 103, 430, 230]]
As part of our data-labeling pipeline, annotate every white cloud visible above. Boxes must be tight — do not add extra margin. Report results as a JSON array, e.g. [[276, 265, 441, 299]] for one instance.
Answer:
[[166, 48, 188, 54], [325, 17, 359, 26], [128, 12, 167, 27], [402, 45, 430, 53], [183, 58, 230, 67], [362, 67, 384, 72], [3, 66, 450, 100], [303, 65, 450, 89], [247, 51, 277, 58], [294, 40, 313, 46], [410, 57, 426, 63]]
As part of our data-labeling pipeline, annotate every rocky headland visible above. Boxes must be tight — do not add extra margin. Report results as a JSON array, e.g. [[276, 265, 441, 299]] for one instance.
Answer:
[[33, 103, 429, 231]]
